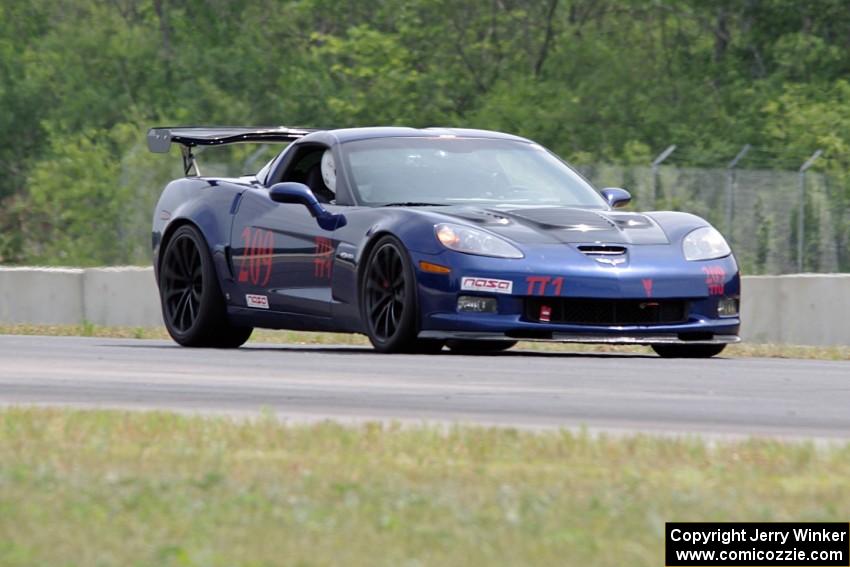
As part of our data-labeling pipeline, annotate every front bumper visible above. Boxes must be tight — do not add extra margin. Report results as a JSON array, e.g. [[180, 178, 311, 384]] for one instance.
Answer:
[[411, 247, 741, 345]]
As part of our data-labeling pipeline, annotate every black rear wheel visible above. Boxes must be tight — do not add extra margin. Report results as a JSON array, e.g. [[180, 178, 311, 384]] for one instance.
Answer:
[[651, 344, 726, 358], [161, 232, 202, 336], [159, 225, 253, 348], [360, 236, 432, 353]]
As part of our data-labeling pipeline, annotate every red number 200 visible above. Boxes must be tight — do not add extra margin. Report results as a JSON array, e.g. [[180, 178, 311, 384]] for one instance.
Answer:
[[238, 228, 274, 286]]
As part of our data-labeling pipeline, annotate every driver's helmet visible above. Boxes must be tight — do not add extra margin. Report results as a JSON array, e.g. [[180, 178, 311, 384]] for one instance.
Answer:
[[321, 149, 336, 194]]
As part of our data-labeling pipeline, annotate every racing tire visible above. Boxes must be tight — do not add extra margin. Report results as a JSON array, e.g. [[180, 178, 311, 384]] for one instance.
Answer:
[[360, 235, 427, 353], [159, 224, 253, 348], [651, 344, 726, 358], [446, 340, 518, 353]]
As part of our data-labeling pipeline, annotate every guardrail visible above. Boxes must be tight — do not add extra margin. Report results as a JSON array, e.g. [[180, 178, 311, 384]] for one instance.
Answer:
[[1, 267, 848, 346], [740, 274, 850, 346], [0, 267, 162, 328]]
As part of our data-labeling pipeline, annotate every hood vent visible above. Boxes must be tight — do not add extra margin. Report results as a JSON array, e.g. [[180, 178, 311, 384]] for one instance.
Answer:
[[577, 245, 627, 256], [463, 209, 512, 225]]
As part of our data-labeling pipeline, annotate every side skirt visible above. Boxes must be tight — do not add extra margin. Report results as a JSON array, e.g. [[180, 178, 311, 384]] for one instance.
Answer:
[[227, 306, 357, 333]]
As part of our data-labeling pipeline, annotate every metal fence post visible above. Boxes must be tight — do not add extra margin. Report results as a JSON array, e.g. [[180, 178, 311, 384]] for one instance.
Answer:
[[797, 149, 823, 272], [651, 145, 676, 208], [725, 144, 750, 235]]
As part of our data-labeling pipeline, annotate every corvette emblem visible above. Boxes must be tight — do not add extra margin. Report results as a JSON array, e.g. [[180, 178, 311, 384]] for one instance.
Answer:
[[595, 256, 626, 266]]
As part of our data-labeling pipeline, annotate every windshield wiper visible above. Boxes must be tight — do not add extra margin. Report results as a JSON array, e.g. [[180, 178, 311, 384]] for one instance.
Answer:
[[380, 202, 447, 207]]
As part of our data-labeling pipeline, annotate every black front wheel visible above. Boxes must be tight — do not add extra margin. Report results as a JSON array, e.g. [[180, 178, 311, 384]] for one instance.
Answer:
[[651, 344, 726, 358], [159, 225, 253, 348], [360, 235, 431, 353]]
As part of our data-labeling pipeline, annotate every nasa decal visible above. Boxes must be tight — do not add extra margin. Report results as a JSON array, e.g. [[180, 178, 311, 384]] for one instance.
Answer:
[[460, 277, 513, 294], [245, 294, 269, 309]]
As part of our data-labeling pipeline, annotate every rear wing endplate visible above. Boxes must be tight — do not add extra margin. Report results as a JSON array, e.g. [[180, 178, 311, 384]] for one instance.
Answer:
[[147, 126, 316, 176]]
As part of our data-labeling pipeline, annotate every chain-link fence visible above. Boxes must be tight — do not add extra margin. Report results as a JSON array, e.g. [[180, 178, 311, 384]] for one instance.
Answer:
[[578, 164, 850, 275]]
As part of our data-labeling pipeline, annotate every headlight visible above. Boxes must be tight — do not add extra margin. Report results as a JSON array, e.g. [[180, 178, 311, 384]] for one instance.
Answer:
[[682, 226, 731, 261], [435, 223, 523, 258]]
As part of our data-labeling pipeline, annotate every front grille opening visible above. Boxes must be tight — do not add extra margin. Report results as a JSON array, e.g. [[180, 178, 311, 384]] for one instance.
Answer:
[[524, 298, 689, 326], [577, 245, 627, 256]]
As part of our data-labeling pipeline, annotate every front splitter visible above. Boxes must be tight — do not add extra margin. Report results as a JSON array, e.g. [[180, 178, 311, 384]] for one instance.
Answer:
[[418, 330, 741, 345]]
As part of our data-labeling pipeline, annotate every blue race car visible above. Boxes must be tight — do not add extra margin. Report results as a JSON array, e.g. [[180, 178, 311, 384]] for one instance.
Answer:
[[148, 126, 740, 357]]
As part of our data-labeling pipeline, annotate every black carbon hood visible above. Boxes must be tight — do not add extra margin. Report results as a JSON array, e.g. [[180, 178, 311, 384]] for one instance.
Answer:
[[433, 206, 670, 245]]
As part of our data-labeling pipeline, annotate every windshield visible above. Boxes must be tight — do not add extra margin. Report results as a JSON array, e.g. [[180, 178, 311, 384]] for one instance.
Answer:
[[340, 137, 608, 208]]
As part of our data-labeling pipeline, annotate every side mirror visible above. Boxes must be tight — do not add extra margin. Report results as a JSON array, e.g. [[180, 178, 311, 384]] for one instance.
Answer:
[[269, 182, 346, 230], [600, 187, 632, 209]]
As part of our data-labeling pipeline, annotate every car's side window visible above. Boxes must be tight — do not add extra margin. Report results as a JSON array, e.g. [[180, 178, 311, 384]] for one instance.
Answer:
[[275, 144, 335, 204]]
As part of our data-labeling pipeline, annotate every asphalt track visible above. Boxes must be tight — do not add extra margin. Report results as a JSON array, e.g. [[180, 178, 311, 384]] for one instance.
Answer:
[[1, 334, 849, 439]]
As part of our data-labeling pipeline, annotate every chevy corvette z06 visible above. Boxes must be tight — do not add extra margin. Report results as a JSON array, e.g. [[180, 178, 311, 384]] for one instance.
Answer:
[[148, 126, 740, 357]]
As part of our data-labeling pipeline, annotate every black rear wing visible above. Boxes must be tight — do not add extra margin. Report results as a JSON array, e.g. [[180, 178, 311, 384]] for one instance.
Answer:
[[147, 126, 316, 175]]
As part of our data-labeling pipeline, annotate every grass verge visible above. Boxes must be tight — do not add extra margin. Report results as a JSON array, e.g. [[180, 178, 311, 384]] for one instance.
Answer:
[[2, 323, 849, 360], [1, 408, 849, 566]]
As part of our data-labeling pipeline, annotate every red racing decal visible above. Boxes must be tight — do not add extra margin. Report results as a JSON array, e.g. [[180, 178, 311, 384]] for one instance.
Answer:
[[702, 266, 726, 295], [238, 227, 274, 286], [552, 276, 564, 296], [642, 278, 653, 297], [525, 276, 564, 296], [314, 237, 334, 279], [526, 275, 549, 295]]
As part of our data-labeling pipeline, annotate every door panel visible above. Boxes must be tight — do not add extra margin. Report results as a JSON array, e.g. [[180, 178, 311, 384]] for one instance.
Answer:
[[230, 188, 333, 317]]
